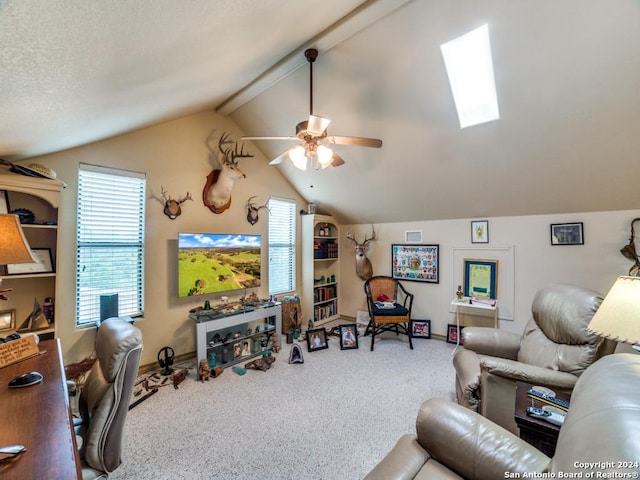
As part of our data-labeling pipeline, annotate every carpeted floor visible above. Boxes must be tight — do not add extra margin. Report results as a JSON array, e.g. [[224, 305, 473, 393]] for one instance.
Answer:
[[110, 329, 457, 480]]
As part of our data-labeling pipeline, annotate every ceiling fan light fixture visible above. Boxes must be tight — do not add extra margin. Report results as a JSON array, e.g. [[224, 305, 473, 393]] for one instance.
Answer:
[[317, 145, 334, 167], [289, 145, 307, 170], [307, 115, 330, 136]]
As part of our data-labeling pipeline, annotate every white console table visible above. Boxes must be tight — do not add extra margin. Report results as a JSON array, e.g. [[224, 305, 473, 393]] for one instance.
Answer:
[[450, 298, 498, 352], [191, 303, 282, 363]]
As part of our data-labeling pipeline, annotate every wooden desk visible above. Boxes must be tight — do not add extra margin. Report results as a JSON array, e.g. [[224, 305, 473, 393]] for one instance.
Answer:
[[514, 381, 570, 457], [0, 338, 81, 479]]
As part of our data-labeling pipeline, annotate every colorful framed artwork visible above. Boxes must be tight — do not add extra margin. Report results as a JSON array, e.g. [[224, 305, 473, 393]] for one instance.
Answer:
[[306, 327, 328, 352], [471, 220, 489, 243], [551, 222, 584, 245], [410, 319, 431, 339], [447, 324, 465, 344], [339, 324, 359, 350], [391, 244, 439, 284], [463, 258, 498, 299]]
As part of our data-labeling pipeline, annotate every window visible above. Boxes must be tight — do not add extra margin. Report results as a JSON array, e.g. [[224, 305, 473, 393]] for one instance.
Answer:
[[76, 164, 146, 327], [441, 24, 500, 128], [268, 197, 296, 295]]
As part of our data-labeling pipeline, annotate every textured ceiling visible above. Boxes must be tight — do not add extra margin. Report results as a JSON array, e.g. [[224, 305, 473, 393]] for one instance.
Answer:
[[1, 0, 639, 224]]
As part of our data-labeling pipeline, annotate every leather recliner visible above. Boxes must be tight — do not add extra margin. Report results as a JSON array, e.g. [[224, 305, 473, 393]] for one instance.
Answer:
[[364, 353, 640, 479], [452, 283, 616, 433], [75, 317, 143, 479]]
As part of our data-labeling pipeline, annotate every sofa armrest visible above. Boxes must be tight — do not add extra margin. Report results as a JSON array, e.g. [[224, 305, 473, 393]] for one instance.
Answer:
[[416, 398, 550, 479], [480, 357, 579, 389], [462, 327, 521, 359], [452, 348, 482, 410], [364, 434, 431, 480]]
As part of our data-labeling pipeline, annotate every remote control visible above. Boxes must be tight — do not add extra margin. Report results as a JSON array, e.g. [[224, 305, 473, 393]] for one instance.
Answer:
[[527, 388, 570, 411], [526, 406, 565, 426]]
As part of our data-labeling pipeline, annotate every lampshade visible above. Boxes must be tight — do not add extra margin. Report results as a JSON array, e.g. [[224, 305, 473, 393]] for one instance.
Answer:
[[587, 276, 640, 347], [289, 145, 307, 170], [317, 145, 334, 168], [0, 214, 36, 265]]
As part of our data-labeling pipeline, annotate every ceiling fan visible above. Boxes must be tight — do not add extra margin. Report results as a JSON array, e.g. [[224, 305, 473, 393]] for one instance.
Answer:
[[241, 48, 382, 170]]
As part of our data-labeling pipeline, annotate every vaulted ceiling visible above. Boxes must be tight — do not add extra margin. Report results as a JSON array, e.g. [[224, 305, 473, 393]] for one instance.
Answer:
[[2, 0, 639, 224]]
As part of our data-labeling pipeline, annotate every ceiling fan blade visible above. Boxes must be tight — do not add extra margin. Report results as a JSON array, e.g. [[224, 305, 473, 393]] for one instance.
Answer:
[[307, 115, 330, 136], [241, 136, 298, 141], [330, 152, 345, 167], [269, 149, 291, 165], [327, 136, 383, 148]]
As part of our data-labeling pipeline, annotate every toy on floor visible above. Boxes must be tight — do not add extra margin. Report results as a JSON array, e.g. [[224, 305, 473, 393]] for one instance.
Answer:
[[245, 355, 276, 371]]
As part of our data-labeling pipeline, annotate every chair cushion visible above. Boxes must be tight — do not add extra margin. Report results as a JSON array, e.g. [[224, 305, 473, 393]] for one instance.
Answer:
[[373, 303, 409, 316]]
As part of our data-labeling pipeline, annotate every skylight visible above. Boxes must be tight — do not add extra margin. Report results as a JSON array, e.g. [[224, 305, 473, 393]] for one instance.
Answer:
[[441, 24, 499, 128]]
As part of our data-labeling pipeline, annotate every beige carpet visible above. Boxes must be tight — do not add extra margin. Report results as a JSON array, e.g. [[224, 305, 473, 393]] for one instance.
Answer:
[[110, 329, 457, 480]]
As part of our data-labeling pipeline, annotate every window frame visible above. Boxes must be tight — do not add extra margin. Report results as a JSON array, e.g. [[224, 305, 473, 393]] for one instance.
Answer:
[[76, 164, 146, 327], [268, 197, 296, 295]]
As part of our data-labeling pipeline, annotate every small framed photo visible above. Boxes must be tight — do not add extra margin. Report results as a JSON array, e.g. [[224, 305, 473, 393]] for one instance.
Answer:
[[391, 244, 439, 284], [551, 222, 584, 245], [0, 309, 16, 333], [0, 190, 8, 214], [471, 220, 489, 243], [306, 327, 328, 352], [339, 324, 359, 350], [447, 324, 465, 345], [410, 319, 431, 339], [5, 248, 54, 275]]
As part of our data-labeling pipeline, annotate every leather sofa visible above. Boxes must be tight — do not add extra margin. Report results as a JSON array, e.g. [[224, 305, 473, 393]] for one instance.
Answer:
[[453, 284, 616, 433], [364, 353, 640, 480]]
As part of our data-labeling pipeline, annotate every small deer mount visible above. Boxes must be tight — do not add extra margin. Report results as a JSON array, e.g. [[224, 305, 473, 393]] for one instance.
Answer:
[[160, 187, 192, 220], [245, 196, 270, 226], [620, 217, 640, 276], [346, 225, 377, 281], [202, 131, 253, 214]]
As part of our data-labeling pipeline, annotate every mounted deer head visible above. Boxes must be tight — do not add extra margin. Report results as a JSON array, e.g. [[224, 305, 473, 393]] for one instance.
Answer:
[[346, 226, 376, 281], [161, 187, 192, 220], [202, 131, 253, 214], [245, 196, 270, 225]]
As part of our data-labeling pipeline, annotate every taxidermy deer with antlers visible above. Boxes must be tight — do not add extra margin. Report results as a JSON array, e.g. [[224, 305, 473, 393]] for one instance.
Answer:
[[161, 187, 192, 220], [346, 226, 376, 280], [203, 131, 253, 214], [245, 196, 270, 225]]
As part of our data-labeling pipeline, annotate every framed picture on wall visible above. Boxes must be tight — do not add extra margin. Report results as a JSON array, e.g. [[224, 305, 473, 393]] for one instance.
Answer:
[[391, 244, 439, 283], [463, 258, 498, 299], [471, 220, 489, 243], [550, 222, 584, 245]]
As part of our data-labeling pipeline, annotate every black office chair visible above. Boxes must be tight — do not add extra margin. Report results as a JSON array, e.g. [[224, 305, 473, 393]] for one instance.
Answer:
[[75, 317, 142, 479]]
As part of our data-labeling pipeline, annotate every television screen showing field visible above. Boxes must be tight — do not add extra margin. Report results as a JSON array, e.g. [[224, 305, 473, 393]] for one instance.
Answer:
[[178, 233, 261, 297]]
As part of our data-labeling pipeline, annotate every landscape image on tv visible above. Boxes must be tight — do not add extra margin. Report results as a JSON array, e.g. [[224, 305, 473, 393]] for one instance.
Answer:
[[178, 233, 261, 297]]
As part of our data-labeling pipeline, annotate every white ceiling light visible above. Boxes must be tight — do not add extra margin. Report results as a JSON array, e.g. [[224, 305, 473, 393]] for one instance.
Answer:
[[441, 24, 500, 128]]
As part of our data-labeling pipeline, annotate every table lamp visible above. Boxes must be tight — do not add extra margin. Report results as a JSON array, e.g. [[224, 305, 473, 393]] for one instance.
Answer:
[[587, 276, 640, 352], [0, 214, 36, 300]]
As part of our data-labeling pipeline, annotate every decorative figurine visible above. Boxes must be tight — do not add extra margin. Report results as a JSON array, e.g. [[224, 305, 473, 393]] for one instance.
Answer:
[[198, 360, 211, 382], [456, 285, 464, 301]]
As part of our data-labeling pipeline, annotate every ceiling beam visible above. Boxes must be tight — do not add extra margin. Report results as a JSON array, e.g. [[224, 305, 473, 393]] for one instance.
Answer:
[[216, 0, 412, 116]]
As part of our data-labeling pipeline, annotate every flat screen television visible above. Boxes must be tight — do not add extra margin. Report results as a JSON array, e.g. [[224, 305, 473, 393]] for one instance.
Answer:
[[178, 233, 261, 297]]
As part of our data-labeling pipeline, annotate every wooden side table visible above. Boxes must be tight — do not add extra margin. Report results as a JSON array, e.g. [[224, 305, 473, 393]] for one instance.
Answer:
[[514, 381, 570, 457]]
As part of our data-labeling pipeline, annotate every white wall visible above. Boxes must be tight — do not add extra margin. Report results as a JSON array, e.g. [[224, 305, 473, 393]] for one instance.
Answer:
[[340, 210, 640, 338], [31, 110, 306, 366]]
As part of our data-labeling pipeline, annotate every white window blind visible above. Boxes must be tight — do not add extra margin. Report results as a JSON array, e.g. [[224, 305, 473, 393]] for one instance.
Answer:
[[268, 197, 296, 295], [76, 164, 146, 327]]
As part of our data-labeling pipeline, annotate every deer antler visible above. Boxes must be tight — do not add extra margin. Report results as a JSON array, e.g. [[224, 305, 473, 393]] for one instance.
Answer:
[[218, 132, 254, 165], [363, 226, 376, 247], [177, 192, 193, 205], [161, 186, 170, 202], [346, 232, 358, 246]]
